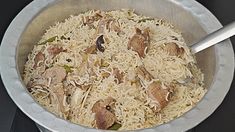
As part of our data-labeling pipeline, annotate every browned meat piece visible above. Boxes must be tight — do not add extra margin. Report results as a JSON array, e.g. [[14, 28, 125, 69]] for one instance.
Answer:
[[92, 97, 116, 113], [128, 27, 150, 58], [92, 97, 116, 129], [147, 81, 171, 110], [43, 66, 67, 85], [33, 52, 45, 68], [113, 68, 124, 84], [163, 42, 184, 57], [136, 66, 154, 81], [95, 108, 116, 129], [47, 46, 65, 57], [92, 100, 103, 113], [84, 45, 97, 54]]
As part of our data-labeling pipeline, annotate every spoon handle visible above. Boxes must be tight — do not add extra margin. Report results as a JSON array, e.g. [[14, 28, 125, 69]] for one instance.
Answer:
[[191, 21, 235, 54]]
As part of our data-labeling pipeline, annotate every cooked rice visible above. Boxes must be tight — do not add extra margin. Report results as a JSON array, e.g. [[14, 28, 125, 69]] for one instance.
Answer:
[[23, 9, 206, 130]]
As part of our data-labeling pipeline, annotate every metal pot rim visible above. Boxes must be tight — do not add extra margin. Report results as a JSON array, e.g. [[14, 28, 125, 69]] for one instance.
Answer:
[[0, 0, 234, 131]]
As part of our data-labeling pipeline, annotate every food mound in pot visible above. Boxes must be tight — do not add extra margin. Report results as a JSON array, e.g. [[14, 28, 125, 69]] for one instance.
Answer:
[[23, 9, 206, 130]]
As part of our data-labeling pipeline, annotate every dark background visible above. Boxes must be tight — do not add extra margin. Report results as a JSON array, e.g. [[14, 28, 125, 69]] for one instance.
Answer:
[[0, 0, 234, 132]]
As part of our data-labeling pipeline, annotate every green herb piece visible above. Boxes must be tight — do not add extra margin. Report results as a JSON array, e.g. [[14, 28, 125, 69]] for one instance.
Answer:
[[63, 65, 73, 73], [38, 33, 69, 45], [108, 123, 122, 130], [138, 18, 154, 23], [38, 36, 58, 45]]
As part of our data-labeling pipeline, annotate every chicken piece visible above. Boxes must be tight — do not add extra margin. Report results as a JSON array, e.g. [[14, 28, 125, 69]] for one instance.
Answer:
[[95, 108, 117, 129], [71, 88, 85, 106], [92, 97, 116, 113], [92, 100, 103, 113], [136, 65, 154, 81], [43, 66, 67, 85], [51, 84, 66, 112], [128, 27, 150, 58], [92, 97, 116, 129], [113, 68, 124, 84], [47, 45, 65, 57], [147, 81, 171, 110], [163, 42, 184, 57], [33, 52, 45, 68]]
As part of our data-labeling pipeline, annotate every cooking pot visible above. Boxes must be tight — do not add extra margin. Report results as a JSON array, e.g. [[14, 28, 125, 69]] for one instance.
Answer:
[[0, 0, 234, 131]]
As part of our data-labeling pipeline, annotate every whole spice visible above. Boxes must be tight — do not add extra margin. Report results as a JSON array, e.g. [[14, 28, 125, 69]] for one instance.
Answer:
[[96, 35, 105, 52]]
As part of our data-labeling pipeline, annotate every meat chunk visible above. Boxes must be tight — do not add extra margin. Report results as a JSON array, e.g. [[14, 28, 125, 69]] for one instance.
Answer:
[[47, 45, 65, 57], [95, 108, 116, 129], [71, 88, 85, 106], [33, 52, 45, 68], [136, 66, 154, 81], [128, 27, 150, 58], [92, 97, 117, 129], [46, 83, 69, 114], [163, 42, 184, 57], [113, 68, 124, 84], [43, 66, 67, 85], [92, 97, 116, 113], [147, 81, 171, 110], [51, 84, 66, 112]]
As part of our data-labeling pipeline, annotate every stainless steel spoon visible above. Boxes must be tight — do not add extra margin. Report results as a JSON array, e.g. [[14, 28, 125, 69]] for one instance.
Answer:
[[191, 21, 235, 54], [178, 22, 235, 84]]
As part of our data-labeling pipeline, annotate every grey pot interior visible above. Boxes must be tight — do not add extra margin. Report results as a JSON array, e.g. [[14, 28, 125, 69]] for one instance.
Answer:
[[1, 0, 233, 132]]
